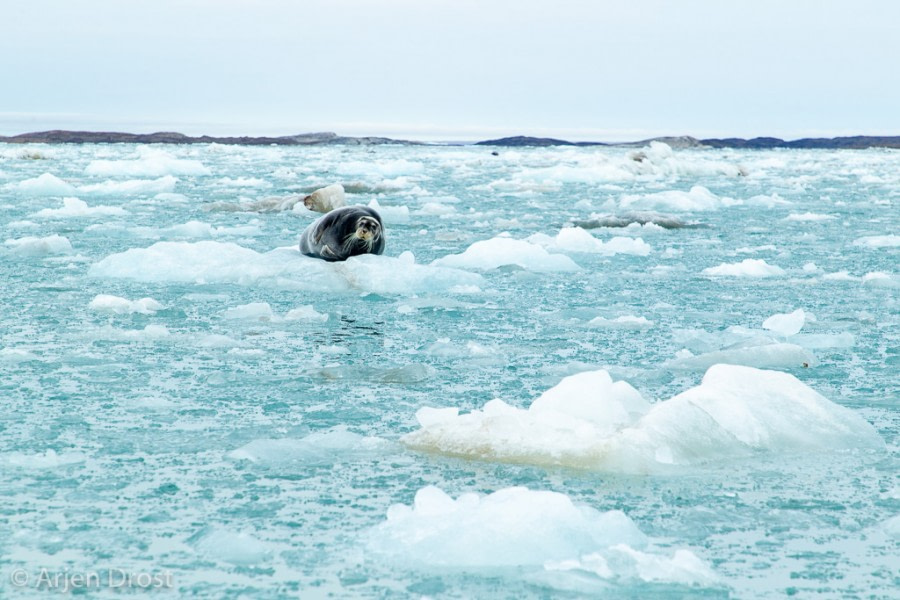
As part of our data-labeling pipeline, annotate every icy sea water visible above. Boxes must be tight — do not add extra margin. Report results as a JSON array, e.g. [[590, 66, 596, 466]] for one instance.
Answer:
[[0, 142, 897, 598]]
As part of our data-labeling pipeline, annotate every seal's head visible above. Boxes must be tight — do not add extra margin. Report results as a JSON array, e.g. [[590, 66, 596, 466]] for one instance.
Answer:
[[355, 215, 381, 242]]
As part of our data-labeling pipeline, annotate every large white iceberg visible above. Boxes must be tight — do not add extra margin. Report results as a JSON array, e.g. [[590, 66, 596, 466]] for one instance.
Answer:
[[403, 365, 883, 472]]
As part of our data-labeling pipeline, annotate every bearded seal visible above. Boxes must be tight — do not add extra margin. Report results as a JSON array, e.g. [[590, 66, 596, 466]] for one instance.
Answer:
[[299, 206, 385, 261]]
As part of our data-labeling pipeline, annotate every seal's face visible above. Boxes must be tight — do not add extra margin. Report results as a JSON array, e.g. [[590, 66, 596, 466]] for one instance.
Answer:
[[355, 216, 381, 242]]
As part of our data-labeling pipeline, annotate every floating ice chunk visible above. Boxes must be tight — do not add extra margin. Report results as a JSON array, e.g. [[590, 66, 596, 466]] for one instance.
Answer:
[[153, 192, 189, 203], [702, 259, 785, 277], [588, 315, 654, 329], [528, 227, 652, 256], [432, 236, 581, 272], [369, 485, 717, 585], [744, 193, 791, 207], [5, 234, 72, 256], [862, 271, 897, 287], [188, 527, 272, 566], [619, 186, 729, 212], [338, 253, 484, 294], [89, 294, 163, 315], [853, 234, 900, 248], [284, 305, 329, 322], [574, 212, 690, 230], [403, 365, 881, 472], [197, 333, 242, 348], [882, 515, 900, 540], [94, 324, 171, 342], [0, 449, 86, 469], [222, 302, 275, 321], [416, 202, 457, 216], [762, 309, 806, 337], [12, 172, 77, 195], [33, 197, 127, 218], [85, 148, 210, 176], [784, 212, 836, 221], [90, 241, 350, 291], [312, 363, 435, 384], [337, 158, 424, 177], [228, 427, 389, 466], [217, 176, 271, 188], [0, 348, 40, 362], [822, 270, 857, 281], [79, 175, 177, 195], [369, 486, 646, 567], [367, 198, 410, 224], [664, 342, 815, 370], [802, 262, 820, 273]]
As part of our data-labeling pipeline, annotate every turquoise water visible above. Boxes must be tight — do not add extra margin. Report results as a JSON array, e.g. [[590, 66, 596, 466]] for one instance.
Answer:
[[0, 142, 897, 597]]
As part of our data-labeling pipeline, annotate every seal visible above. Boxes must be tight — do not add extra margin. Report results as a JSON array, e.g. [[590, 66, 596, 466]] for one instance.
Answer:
[[299, 206, 385, 261]]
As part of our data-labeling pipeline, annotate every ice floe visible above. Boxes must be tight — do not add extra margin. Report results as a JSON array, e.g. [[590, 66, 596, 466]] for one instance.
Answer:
[[527, 227, 652, 256], [284, 305, 329, 322], [85, 147, 210, 177], [89, 294, 164, 315], [784, 212, 836, 222], [618, 185, 731, 212], [573, 212, 692, 230], [664, 342, 815, 370], [222, 302, 275, 321], [11, 173, 77, 195], [587, 315, 654, 329], [89, 241, 483, 294], [853, 234, 900, 248], [0, 449, 87, 469], [0, 348, 41, 362], [5, 234, 72, 256], [367, 485, 717, 585], [702, 259, 785, 277], [432, 236, 581, 272], [32, 197, 127, 218], [762, 309, 807, 337], [79, 175, 177, 195], [403, 365, 883, 472], [187, 527, 272, 566], [228, 427, 389, 466]]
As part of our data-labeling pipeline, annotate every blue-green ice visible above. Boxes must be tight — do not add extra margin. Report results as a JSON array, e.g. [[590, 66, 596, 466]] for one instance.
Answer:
[[1, 142, 897, 597]]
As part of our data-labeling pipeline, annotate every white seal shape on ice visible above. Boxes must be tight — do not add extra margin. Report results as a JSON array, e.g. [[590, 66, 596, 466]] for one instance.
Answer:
[[298, 206, 385, 261]]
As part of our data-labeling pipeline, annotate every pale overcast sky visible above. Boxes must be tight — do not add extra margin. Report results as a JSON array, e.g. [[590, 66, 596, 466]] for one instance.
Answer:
[[2, 0, 898, 140]]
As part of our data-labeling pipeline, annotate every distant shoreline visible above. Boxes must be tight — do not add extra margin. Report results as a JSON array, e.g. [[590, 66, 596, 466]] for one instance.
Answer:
[[2, 130, 900, 149]]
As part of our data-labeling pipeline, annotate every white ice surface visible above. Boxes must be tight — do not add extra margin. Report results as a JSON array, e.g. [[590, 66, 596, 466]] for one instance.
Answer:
[[368, 485, 717, 585], [89, 241, 483, 294], [432, 236, 581, 272], [403, 365, 883, 472], [702, 259, 786, 277]]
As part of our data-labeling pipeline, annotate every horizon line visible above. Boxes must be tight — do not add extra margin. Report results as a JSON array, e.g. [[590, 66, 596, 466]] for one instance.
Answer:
[[4, 128, 900, 148]]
